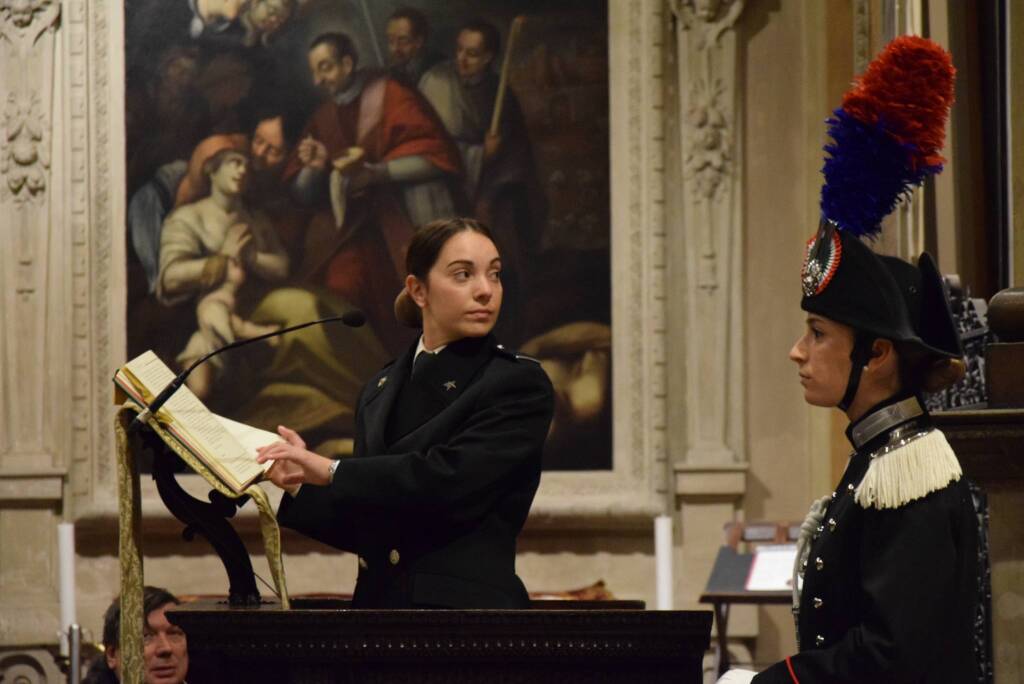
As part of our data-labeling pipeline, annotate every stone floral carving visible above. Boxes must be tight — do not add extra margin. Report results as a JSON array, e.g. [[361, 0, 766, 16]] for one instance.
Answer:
[[671, 0, 743, 203], [683, 76, 730, 201], [0, 0, 55, 29], [2, 91, 50, 203]]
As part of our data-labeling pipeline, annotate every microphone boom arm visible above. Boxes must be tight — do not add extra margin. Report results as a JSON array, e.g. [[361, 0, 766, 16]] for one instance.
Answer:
[[129, 310, 365, 431]]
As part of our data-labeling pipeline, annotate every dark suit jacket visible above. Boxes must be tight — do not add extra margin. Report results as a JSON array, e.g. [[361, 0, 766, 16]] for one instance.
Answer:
[[754, 408, 978, 683], [278, 335, 554, 608]]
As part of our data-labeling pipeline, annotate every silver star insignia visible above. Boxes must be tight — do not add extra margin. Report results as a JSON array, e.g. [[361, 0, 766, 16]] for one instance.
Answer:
[[443, 380, 457, 391], [377, 376, 388, 388]]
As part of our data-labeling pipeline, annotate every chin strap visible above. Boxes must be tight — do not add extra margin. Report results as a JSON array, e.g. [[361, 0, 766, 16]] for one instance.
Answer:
[[837, 332, 874, 412]]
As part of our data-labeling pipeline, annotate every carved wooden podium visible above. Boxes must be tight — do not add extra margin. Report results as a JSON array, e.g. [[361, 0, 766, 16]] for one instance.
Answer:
[[168, 598, 712, 683]]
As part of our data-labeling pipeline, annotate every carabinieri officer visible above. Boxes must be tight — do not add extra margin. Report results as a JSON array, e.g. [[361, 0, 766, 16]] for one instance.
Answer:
[[720, 36, 979, 684], [257, 217, 554, 608]]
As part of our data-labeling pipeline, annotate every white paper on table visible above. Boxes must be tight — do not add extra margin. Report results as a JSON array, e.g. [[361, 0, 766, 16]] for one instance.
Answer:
[[745, 543, 797, 591]]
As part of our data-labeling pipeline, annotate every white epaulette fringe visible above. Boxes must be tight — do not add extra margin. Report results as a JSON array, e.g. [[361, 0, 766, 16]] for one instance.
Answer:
[[854, 428, 962, 510]]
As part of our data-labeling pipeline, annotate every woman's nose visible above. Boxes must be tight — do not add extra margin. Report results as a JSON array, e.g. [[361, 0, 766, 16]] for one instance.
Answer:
[[474, 276, 492, 300], [789, 338, 805, 363]]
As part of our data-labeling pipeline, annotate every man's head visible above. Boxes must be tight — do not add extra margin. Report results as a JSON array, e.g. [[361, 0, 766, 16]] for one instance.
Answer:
[[103, 586, 189, 684], [251, 116, 287, 171], [386, 7, 428, 69], [245, 0, 293, 36], [196, 0, 246, 26], [155, 46, 200, 98], [308, 32, 358, 98], [455, 20, 499, 85]]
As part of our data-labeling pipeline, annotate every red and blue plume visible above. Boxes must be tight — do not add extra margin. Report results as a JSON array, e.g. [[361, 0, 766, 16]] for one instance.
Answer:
[[820, 35, 955, 238]]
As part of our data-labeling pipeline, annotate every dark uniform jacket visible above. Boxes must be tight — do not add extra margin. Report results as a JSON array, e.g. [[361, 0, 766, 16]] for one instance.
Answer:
[[278, 334, 554, 608], [755, 396, 979, 684]]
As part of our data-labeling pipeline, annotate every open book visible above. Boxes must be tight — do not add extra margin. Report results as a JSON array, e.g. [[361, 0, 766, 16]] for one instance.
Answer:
[[113, 350, 281, 494]]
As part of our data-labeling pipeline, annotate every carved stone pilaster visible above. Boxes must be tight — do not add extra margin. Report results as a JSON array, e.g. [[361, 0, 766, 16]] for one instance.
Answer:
[[0, 0, 62, 461], [669, 0, 745, 467], [0, 0, 66, 665]]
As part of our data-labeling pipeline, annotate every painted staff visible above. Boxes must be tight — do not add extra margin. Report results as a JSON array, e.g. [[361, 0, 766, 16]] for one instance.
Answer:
[[356, 0, 386, 66], [489, 16, 525, 137]]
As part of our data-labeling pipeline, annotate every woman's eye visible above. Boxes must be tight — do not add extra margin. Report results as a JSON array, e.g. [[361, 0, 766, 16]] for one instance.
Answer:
[[811, 328, 823, 340], [453, 270, 470, 281], [488, 270, 502, 281]]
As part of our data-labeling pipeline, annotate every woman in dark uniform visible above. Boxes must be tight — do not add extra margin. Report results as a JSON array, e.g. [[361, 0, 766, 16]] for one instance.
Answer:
[[726, 229, 980, 684], [720, 37, 979, 683], [256, 217, 554, 608]]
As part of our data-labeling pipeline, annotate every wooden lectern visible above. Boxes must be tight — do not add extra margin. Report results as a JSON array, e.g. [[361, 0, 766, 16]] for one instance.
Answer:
[[115, 406, 712, 683], [169, 598, 712, 683]]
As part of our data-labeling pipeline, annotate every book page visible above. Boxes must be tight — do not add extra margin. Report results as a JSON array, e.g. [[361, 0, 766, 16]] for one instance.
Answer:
[[123, 351, 261, 490], [745, 544, 797, 592], [214, 415, 281, 474]]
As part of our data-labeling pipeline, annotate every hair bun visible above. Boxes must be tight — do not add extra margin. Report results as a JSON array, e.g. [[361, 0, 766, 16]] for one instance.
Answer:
[[394, 289, 422, 328], [922, 357, 966, 393]]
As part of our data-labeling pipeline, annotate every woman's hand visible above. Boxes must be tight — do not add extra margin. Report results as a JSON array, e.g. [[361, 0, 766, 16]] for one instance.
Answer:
[[256, 425, 333, 494]]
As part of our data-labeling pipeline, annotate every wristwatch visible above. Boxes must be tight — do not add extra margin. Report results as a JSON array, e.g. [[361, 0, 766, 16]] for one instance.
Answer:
[[328, 459, 341, 484]]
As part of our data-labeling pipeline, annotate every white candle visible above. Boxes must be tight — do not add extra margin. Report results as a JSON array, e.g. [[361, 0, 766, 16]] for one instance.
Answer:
[[654, 514, 673, 610], [58, 522, 76, 656]]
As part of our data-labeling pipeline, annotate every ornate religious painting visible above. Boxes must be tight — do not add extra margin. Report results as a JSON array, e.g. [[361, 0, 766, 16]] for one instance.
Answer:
[[124, 0, 611, 470]]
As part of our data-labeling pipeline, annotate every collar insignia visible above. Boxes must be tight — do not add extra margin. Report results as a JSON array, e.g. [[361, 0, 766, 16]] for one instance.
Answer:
[[377, 376, 388, 388], [443, 380, 456, 391]]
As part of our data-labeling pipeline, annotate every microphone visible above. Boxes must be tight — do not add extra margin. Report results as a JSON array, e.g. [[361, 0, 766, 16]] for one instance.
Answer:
[[128, 309, 366, 433]]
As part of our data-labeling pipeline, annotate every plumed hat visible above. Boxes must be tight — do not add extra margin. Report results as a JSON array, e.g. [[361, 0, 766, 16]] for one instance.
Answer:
[[800, 36, 963, 397]]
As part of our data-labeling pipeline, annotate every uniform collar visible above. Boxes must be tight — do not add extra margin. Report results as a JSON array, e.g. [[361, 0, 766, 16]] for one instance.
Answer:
[[413, 336, 448, 366], [846, 394, 929, 453], [376, 334, 496, 449]]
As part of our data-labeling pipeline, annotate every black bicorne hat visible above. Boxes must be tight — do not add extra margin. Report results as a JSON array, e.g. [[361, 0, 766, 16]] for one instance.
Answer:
[[801, 220, 962, 362]]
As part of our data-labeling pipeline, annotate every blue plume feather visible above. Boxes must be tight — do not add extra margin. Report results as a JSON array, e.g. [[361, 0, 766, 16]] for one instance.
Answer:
[[820, 108, 942, 238]]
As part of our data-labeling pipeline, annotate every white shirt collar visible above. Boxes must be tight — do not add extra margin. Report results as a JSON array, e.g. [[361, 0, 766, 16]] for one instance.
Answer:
[[414, 336, 446, 365]]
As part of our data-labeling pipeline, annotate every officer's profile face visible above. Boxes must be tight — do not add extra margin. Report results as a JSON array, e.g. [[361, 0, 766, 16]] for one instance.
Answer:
[[789, 314, 855, 408], [408, 230, 502, 347]]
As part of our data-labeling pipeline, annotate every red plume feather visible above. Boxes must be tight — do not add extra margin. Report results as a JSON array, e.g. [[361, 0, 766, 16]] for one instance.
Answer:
[[841, 35, 955, 169]]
